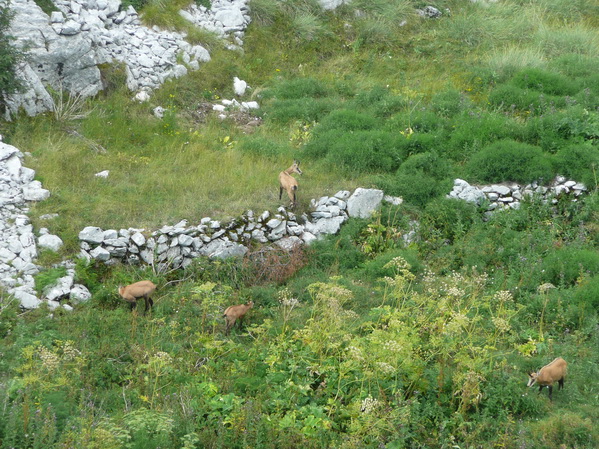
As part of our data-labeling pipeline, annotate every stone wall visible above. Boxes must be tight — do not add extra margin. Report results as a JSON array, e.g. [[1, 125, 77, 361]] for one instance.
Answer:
[[78, 188, 393, 270]]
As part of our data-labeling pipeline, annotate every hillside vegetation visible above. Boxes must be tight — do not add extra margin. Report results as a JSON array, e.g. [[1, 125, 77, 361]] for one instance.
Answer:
[[1, 0, 598, 448]]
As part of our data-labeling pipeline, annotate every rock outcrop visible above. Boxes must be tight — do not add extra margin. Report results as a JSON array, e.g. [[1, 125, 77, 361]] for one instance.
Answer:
[[3, 0, 251, 118]]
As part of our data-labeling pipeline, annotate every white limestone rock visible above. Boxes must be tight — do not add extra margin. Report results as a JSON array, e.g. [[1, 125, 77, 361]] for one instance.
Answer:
[[347, 188, 384, 218], [37, 234, 64, 252], [79, 226, 105, 244], [23, 181, 50, 201]]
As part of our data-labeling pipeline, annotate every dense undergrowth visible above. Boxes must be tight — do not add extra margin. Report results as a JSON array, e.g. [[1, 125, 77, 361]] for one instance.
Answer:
[[1, 0, 598, 448]]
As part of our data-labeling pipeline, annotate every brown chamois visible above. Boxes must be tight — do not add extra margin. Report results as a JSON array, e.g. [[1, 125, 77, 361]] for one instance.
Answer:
[[527, 357, 567, 401], [118, 280, 156, 314], [223, 301, 254, 335], [279, 160, 303, 208]]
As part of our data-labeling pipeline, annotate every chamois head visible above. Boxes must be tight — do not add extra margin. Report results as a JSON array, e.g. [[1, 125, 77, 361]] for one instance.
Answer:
[[290, 160, 302, 175], [527, 372, 539, 387]]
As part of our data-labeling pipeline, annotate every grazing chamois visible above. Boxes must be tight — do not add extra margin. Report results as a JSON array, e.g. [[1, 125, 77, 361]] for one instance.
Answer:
[[118, 280, 156, 314], [223, 301, 254, 335], [279, 160, 303, 208], [527, 357, 567, 401]]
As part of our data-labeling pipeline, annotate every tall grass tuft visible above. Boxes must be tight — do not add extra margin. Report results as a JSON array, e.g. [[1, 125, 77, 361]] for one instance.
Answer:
[[535, 24, 599, 57], [486, 46, 546, 81]]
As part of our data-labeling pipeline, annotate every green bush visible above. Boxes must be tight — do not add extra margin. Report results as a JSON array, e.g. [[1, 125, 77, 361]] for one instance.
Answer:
[[387, 109, 448, 134], [540, 247, 599, 286], [34, 267, 68, 296], [420, 197, 479, 244], [265, 97, 336, 124], [567, 275, 599, 321], [262, 77, 329, 100], [447, 112, 522, 161], [430, 89, 471, 117], [316, 109, 377, 132], [528, 412, 598, 449], [510, 67, 580, 96], [554, 143, 599, 188], [398, 151, 453, 181], [488, 84, 565, 114], [550, 53, 599, 79], [359, 248, 422, 283], [378, 172, 452, 208], [466, 139, 553, 183], [324, 130, 401, 173], [395, 133, 441, 159]]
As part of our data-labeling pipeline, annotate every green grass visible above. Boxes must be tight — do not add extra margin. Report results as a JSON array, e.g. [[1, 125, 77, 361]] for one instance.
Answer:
[[1, 1, 599, 448]]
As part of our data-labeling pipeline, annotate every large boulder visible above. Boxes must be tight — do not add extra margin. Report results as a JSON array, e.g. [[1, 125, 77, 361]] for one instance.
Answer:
[[347, 188, 384, 218]]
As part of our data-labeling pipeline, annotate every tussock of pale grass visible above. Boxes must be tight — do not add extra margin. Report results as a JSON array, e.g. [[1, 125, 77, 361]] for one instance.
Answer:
[[486, 46, 547, 79], [534, 24, 599, 58]]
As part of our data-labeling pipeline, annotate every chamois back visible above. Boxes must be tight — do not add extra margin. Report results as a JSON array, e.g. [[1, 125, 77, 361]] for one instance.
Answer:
[[223, 301, 254, 335], [527, 357, 567, 400], [118, 280, 157, 313]]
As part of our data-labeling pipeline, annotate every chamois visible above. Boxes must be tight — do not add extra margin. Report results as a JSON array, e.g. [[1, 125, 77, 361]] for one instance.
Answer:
[[279, 160, 303, 208], [223, 301, 254, 335], [118, 280, 156, 314], [527, 357, 567, 401]]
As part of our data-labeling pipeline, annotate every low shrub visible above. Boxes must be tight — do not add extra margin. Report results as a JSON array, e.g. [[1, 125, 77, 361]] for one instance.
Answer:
[[242, 245, 308, 285], [554, 143, 599, 189], [398, 151, 453, 181], [324, 129, 401, 173], [358, 248, 422, 283], [549, 53, 599, 79], [420, 197, 479, 244], [262, 77, 329, 100], [386, 109, 448, 134], [466, 139, 553, 183], [315, 109, 377, 132], [430, 89, 471, 117], [395, 133, 441, 159], [447, 112, 522, 161], [265, 97, 336, 124], [522, 106, 599, 152], [527, 412, 598, 449], [488, 84, 565, 114], [510, 67, 580, 96], [34, 266, 68, 296], [539, 247, 599, 286], [378, 172, 452, 208]]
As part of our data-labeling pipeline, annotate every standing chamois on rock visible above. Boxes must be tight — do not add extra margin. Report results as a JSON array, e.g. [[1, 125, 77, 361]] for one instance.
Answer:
[[118, 280, 157, 314], [527, 357, 567, 401], [279, 160, 302, 208], [223, 301, 254, 335]]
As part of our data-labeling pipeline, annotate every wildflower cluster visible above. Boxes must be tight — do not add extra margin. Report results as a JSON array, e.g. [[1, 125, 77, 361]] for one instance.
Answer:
[[360, 396, 380, 414]]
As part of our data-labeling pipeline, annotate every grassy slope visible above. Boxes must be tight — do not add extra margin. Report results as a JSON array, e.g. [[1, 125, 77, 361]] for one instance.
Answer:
[[1, 0, 599, 448]]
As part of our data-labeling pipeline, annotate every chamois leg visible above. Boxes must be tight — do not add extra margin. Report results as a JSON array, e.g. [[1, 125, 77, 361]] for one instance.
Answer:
[[287, 189, 295, 208], [558, 378, 564, 390], [538, 385, 543, 395], [279, 186, 283, 200], [143, 295, 153, 314], [129, 301, 136, 312], [548, 385, 553, 401]]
